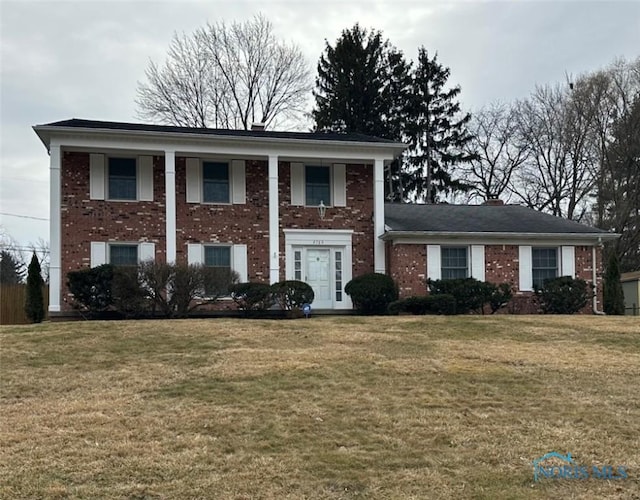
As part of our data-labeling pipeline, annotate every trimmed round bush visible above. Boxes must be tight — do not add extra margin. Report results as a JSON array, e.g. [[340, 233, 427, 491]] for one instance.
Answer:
[[535, 276, 591, 314], [230, 282, 274, 316], [271, 280, 314, 311], [344, 273, 398, 315]]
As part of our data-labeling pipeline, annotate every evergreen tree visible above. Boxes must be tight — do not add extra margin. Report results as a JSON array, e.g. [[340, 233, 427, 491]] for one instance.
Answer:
[[402, 49, 476, 202], [313, 24, 409, 139], [0, 250, 25, 284], [603, 251, 625, 315], [25, 252, 45, 323]]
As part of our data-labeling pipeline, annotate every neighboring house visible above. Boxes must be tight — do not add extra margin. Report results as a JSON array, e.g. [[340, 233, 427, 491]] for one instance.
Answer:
[[33, 119, 405, 315], [384, 202, 618, 313], [34, 119, 618, 316], [621, 271, 640, 316]]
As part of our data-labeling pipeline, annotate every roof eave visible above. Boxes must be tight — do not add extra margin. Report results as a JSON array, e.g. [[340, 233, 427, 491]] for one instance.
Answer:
[[381, 230, 621, 241], [32, 124, 407, 156]]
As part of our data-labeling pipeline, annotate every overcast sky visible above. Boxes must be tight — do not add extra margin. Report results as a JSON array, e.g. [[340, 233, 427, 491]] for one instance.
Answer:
[[1, 0, 639, 251]]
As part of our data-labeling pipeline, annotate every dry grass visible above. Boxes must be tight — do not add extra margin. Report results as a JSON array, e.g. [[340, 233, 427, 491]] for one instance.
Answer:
[[1, 315, 639, 499]]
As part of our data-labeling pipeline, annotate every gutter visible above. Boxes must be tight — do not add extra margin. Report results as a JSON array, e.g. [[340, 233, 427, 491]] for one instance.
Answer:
[[381, 230, 621, 241]]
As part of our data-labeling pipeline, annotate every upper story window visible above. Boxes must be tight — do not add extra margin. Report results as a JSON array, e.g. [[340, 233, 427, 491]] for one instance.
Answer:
[[532, 247, 558, 289], [108, 158, 137, 200], [305, 165, 331, 206], [203, 161, 230, 203], [441, 246, 468, 280], [109, 244, 138, 266]]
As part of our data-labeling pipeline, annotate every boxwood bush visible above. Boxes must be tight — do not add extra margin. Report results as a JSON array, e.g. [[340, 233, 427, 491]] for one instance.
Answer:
[[270, 280, 314, 312], [230, 282, 274, 316], [388, 294, 456, 315], [535, 276, 591, 314], [344, 273, 398, 315]]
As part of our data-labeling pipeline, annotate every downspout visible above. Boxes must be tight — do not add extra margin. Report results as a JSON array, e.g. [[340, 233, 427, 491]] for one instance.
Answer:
[[593, 237, 605, 315]]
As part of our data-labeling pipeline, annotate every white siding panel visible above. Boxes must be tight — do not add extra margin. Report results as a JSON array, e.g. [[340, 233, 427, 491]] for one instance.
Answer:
[[290, 162, 304, 206], [138, 156, 154, 201], [519, 246, 533, 291], [187, 243, 203, 265], [427, 245, 441, 281], [90, 242, 107, 267], [231, 159, 246, 204], [185, 158, 201, 203], [89, 154, 105, 200], [561, 246, 576, 278], [233, 244, 248, 283], [139, 242, 155, 262], [332, 163, 346, 207], [471, 245, 485, 281]]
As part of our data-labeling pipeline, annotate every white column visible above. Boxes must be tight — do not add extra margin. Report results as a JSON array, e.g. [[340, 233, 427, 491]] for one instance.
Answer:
[[373, 157, 385, 274], [165, 149, 177, 263], [49, 144, 61, 313], [268, 154, 279, 283]]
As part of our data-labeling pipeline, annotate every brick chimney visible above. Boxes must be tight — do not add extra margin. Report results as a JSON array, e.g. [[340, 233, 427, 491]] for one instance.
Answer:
[[483, 195, 504, 206], [251, 122, 265, 131]]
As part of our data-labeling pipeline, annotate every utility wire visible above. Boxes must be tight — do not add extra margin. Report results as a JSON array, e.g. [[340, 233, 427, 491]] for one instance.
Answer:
[[0, 212, 49, 221]]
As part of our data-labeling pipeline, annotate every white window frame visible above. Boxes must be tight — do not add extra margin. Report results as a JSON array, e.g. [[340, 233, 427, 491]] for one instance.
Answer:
[[90, 241, 155, 267], [89, 154, 154, 202], [304, 164, 332, 207], [531, 246, 559, 289], [186, 158, 245, 205], [440, 246, 469, 280], [290, 162, 346, 208]]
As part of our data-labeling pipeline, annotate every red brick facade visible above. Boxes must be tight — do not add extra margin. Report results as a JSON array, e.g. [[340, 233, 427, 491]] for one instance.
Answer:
[[386, 241, 605, 314], [58, 152, 376, 311]]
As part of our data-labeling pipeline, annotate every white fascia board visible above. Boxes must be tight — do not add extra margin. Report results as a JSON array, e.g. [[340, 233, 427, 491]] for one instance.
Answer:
[[34, 126, 405, 159], [381, 231, 620, 245]]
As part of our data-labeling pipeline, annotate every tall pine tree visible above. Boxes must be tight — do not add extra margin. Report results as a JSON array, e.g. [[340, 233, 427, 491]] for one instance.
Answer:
[[313, 24, 409, 139], [402, 49, 476, 202], [313, 29, 474, 202]]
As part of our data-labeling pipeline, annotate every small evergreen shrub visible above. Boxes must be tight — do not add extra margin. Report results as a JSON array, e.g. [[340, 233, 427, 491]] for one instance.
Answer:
[[344, 273, 398, 315], [427, 278, 512, 314], [387, 294, 456, 315], [535, 276, 591, 314], [112, 267, 148, 318], [603, 252, 625, 315], [24, 253, 45, 323], [67, 264, 115, 313], [271, 280, 314, 312], [230, 282, 274, 316]]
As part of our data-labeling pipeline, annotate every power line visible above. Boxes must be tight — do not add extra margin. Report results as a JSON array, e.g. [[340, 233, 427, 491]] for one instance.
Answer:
[[0, 212, 49, 221]]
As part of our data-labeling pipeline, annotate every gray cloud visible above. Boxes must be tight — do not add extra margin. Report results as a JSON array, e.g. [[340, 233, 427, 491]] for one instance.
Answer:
[[1, 0, 638, 246]]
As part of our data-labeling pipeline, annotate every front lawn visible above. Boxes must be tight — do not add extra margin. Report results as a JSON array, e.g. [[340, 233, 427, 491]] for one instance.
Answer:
[[1, 316, 638, 499]]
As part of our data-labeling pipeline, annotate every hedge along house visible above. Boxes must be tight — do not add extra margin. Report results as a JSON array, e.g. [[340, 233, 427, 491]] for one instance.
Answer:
[[384, 202, 619, 313], [33, 119, 406, 316]]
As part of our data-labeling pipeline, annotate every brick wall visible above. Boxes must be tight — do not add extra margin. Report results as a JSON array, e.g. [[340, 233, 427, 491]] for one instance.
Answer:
[[387, 243, 427, 298], [278, 162, 375, 280], [60, 152, 166, 311], [387, 241, 603, 314], [175, 158, 270, 283]]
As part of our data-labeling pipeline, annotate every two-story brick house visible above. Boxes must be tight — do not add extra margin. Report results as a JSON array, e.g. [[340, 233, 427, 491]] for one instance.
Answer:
[[34, 119, 405, 315], [34, 119, 617, 316]]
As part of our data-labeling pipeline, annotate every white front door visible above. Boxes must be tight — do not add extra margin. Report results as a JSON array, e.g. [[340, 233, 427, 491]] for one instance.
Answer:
[[306, 248, 332, 308]]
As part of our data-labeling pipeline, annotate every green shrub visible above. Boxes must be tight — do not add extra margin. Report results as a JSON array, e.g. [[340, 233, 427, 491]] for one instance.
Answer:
[[489, 283, 514, 314], [603, 252, 625, 315], [427, 278, 512, 314], [535, 276, 591, 314], [344, 273, 398, 315], [271, 280, 314, 312], [230, 282, 274, 316], [24, 253, 45, 323], [112, 267, 149, 318], [67, 264, 115, 313], [387, 294, 456, 315]]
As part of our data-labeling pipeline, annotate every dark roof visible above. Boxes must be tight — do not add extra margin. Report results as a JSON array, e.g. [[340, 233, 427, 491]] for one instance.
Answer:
[[36, 118, 399, 144], [384, 203, 614, 235]]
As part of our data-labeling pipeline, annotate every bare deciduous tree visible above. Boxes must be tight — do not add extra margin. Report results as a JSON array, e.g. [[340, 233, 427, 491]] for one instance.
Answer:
[[463, 102, 529, 202], [136, 14, 312, 130]]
